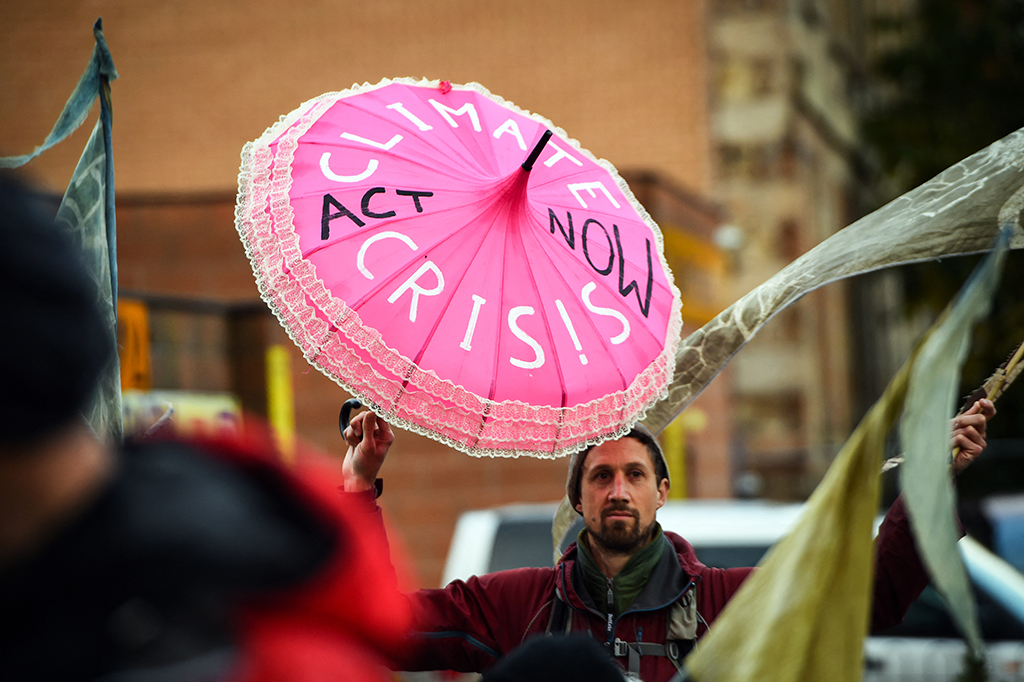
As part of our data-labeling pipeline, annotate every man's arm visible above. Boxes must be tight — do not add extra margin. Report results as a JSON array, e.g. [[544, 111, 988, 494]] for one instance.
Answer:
[[399, 569, 560, 673], [870, 398, 996, 631], [338, 411, 529, 673]]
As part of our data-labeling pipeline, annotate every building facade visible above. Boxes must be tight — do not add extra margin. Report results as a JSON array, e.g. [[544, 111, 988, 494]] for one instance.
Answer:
[[707, 0, 904, 498]]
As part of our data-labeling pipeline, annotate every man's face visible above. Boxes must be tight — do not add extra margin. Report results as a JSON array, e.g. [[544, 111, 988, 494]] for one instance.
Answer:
[[574, 437, 668, 555]]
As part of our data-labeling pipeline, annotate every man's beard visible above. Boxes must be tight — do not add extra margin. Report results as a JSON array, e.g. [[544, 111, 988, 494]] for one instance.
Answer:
[[589, 504, 656, 555]]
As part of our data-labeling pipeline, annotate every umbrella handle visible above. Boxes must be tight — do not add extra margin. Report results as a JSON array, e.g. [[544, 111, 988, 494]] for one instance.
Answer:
[[339, 398, 363, 437]]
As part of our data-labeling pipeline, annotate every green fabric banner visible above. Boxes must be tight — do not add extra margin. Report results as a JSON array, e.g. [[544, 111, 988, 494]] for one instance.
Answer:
[[1, 19, 121, 442], [0, 19, 117, 170], [900, 228, 1011, 657]]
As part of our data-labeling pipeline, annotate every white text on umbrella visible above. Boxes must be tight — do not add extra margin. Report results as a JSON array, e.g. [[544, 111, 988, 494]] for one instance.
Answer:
[[340, 132, 403, 150], [460, 294, 487, 351], [386, 102, 433, 131], [493, 119, 527, 151], [582, 282, 630, 344], [388, 261, 446, 323], [508, 306, 544, 369], [429, 99, 482, 132], [388, 98, 532, 159], [555, 299, 588, 366], [568, 181, 621, 209], [357, 231, 446, 323], [320, 153, 378, 183], [357, 231, 417, 280], [543, 143, 583, 168]]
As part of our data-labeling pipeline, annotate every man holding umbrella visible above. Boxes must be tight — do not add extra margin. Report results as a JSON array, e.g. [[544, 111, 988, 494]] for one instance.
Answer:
[[342, 404, 994, 681]]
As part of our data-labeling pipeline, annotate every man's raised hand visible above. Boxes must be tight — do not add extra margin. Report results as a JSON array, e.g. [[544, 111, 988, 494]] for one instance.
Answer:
[[342, 410, 394, 493], [952, 398, 996, 475]]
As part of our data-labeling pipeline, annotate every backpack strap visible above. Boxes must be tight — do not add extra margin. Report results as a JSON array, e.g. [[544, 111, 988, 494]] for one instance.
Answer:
[[610, 585, 698, 674], [613, 637, 694, 675], [546, 589, 573, 635], [546, 577, 697, 675]]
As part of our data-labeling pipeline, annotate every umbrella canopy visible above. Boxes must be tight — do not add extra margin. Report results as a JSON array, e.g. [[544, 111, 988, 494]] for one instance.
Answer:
[[236, 78, 682, 458]]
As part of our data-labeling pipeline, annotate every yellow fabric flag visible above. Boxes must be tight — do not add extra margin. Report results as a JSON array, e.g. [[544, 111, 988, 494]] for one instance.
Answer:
[[683, 358, 909, 682]]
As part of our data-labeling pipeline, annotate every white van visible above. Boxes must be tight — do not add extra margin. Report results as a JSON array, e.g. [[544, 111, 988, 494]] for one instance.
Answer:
[[442, 500, 1024, 682]]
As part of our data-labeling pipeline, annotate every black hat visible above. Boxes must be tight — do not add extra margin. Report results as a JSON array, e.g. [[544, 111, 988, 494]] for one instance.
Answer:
[[0, 173, 112, 445], [481, 635, 625, 682]]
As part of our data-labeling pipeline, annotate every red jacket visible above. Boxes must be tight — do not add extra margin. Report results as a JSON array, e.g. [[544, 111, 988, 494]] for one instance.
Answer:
[[221, 436, 412, 682], [393, 497, 928, 682], [0, 430, 411, 682]]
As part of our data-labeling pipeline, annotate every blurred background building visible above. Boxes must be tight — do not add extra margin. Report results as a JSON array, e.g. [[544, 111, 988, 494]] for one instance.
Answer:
[[708, 0, 912, 499], [4, 0, 1023, 587]]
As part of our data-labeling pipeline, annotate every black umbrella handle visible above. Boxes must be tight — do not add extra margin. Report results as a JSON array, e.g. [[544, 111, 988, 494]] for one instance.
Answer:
[[339, 398, 363, 437]]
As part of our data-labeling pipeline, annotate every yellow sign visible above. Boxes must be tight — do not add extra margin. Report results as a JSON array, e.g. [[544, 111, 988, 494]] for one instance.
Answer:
[[266, 344, 296, 462], [117, 298, 152, 390]]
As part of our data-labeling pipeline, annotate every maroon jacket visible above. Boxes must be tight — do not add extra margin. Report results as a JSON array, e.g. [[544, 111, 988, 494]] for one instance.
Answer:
[[393, 497, 929, 682]]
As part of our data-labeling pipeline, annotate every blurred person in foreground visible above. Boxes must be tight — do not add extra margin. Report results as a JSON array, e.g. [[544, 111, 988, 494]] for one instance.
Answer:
[[0, 172, 410, 682], [341, 371, 994, 680]]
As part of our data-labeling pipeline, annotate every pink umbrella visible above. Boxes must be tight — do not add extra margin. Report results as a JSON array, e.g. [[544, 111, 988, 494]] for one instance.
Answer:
[[236, 78, 682, 458]]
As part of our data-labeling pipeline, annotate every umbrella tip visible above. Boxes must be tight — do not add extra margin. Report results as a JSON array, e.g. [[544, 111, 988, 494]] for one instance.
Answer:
[[522, 129, 553, 172], [439, 80, 452, 95]]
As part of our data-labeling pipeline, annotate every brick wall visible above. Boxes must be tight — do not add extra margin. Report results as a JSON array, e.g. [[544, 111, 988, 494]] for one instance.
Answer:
[[6, 0, 727, 588], [2, 0, 712, 198], [117, 194, 255, 299]]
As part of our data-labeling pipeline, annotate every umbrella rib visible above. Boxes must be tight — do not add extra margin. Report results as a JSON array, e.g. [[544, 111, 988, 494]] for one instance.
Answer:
[[488, 180, 525, 406]]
